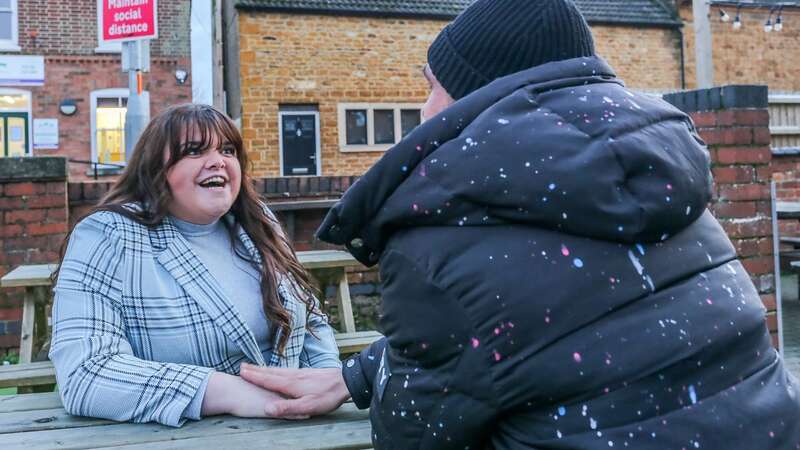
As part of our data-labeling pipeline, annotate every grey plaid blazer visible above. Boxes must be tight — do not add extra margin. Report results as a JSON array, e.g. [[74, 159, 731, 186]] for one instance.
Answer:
[[50, 208, 339, 426]]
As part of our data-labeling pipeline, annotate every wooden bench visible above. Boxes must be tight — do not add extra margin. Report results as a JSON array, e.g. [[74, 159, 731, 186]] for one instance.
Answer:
[[0, 251, 382, 390], [0, 331, 382, 390]]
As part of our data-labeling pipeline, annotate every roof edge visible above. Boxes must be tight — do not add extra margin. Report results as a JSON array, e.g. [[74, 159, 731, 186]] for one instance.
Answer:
[[235, 4, 684, 27]]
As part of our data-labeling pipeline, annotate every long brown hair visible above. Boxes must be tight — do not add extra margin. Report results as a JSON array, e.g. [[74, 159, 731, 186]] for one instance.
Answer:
[[57, 104, 319, 356]]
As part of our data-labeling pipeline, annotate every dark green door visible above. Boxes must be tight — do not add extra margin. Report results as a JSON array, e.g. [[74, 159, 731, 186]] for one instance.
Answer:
[[0, 112, 29, 157]]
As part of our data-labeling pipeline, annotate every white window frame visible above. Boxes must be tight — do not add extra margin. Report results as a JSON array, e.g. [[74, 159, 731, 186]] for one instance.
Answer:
[[90, 88, 130, 166], [337, 103, 423, 152], [278, 110, 322, 177], [95, 0, 122, 53], [0, 87, 32, 156], [0, 0, 20, 52]]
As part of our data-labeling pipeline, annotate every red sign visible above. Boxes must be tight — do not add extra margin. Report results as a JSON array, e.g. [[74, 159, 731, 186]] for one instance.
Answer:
[[100, 0, 158, 42]]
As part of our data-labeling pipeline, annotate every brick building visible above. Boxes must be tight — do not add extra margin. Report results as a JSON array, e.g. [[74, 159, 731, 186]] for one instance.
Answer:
[[226, 0, 800, 178], [0, 0, 192, 180], [226, 0, 685, 178]]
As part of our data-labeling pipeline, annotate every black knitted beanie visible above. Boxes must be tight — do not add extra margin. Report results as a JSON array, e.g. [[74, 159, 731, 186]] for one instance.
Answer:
[[427, 0, 596, 100]]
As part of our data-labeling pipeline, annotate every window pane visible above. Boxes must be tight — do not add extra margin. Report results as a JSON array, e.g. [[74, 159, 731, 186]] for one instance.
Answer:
[[0, 94, 28, 109], [97, 97, 121, 108], [97, 106, 126, 130], [0, 1, 11, 9], [374, 109, 395, 144], [345, 110, 367, 145], [7, 117, 26, 157], [0, 12, 12, 40], [97, 129, 125, 163], [401, 109, 421, 138]]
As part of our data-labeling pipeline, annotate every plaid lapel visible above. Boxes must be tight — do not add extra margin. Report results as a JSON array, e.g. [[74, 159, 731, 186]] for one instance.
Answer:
[[232, 215, 297, 367], [153, 217, 267, 367]]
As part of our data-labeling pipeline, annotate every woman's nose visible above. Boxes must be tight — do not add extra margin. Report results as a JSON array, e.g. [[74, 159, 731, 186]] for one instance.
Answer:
[[205, 151, 226, 169]]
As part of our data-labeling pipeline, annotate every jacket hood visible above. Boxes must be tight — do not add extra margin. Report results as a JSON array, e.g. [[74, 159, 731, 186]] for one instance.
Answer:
[[318, 56, 712, 266]]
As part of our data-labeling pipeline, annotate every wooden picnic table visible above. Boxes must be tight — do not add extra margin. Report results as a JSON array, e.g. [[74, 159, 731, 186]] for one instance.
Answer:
[[0, 250, 365, 366], [0, 391, 372, 449]]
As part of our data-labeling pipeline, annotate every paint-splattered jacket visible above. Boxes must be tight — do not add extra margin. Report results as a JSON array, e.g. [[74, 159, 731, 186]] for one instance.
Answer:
[[318, 56, 800, 449]]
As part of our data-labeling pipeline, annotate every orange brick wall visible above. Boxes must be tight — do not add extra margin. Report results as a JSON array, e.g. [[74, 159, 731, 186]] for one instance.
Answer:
[[238, 12, 684, 178], [680, 5, 800, 91]]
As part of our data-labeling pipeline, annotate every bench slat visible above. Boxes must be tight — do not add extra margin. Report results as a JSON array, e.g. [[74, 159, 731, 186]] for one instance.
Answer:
[[0, 332, 383, 389]]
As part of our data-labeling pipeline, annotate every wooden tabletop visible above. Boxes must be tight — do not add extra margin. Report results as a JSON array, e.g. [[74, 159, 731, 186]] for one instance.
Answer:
[[296, 250, 361, 270], [0, 392, 372, 449], [1, 251, 359, 288], [0, 264, 58, 288]]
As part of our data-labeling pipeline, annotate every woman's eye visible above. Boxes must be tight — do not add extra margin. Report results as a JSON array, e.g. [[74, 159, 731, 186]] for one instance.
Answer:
[[221, 146, 236, 156], [183, 147, 202, 156]]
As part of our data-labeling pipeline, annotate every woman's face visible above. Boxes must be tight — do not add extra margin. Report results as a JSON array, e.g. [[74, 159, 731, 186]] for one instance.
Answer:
[[166, 128, 242, 224], [422, 65, 455, 121]]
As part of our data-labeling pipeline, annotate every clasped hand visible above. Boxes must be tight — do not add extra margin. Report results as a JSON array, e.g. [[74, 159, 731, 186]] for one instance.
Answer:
[[239, 363, 351, 418]]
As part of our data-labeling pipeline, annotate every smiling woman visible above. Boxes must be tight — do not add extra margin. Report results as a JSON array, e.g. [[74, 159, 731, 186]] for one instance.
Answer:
[[48, 104, 342, 427]]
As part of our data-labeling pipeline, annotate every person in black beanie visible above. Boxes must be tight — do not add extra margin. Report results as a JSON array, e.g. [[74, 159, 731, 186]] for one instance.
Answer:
[[242, 0, 800, 448]]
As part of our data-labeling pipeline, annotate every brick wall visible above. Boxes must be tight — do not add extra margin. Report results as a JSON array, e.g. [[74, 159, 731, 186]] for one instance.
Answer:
[[664, 85, 778, 345], [680, 4, 800, 91], [31, 56, 192, 181], [237, 11, 685, 178], [12, 0, 190, 57], [0, 157, 68, 351]]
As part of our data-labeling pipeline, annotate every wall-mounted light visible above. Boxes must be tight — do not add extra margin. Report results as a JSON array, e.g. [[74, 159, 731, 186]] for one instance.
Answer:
[[59, 99, 77, 116], [719, 9, 731, 22], [732, 6, 742, 30], [774, 6, 784, 32], [174, 69, 189, 85]]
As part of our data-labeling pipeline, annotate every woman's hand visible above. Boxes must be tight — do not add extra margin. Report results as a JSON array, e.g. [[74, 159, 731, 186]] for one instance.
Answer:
[[201, 371, 309, 419], [239, 363, 351, 418]]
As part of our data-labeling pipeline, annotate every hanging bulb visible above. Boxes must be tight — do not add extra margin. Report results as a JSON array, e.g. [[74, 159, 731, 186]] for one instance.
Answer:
[[774, 14, 783, 32], [719, 9, 731, 22], [733, 14, 742, 30], [764, 17, 773, 32]]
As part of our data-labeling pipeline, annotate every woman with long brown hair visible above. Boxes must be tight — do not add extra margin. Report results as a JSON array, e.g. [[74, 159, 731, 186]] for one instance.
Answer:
[[49, 104, 340, 426]]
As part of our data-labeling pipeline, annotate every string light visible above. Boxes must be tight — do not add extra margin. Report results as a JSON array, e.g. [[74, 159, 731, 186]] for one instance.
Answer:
[[721, 2, 793, 33]]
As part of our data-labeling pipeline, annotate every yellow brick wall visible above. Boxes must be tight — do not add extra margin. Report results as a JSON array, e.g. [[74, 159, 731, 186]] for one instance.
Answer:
[[681, 5, 800, 91], [239, 12, 682, 177]]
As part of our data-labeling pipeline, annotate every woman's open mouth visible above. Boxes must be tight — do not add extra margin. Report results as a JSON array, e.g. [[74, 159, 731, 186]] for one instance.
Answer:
[[198, 176, 228, 190]]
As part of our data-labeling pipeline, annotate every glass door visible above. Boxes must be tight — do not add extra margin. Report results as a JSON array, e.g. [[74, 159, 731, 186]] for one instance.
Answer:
[[1, 112, 29, 157]]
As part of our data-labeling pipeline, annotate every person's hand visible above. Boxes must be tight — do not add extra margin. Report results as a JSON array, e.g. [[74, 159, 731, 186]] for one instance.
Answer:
[[201, 371, 309, 419], [239, 363, 351, 418]]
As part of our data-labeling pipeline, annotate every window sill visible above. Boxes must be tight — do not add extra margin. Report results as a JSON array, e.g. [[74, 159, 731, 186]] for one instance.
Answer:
[[0, 44, 22, 52], [339, 144, 393, 153]]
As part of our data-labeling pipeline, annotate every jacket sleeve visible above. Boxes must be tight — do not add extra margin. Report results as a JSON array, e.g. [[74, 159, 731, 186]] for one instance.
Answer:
[[49, 214, 213, 427], [366, 249, 499, 450], [342, 337, 386, 409], [299, 298, 343, 369]]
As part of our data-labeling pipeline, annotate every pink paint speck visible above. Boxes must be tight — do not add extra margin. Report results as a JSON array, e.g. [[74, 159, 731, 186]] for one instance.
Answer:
[[494, 328, 501, 335], [573, 352, 582, 363], [706, 298, 713, 305], [609, 277, 616, 283], [471, 338, 480, 348], [412, 204, 419, 211], [667, 184, 673, 190], [561, 245, 570, 257], [493, 350, 502, 362], [507, 322, 514, 328], [416, 145, 422, 152], [545, 316, 551, 324]]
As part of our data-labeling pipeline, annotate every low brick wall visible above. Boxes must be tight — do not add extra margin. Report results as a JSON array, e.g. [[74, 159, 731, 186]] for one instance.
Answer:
[[665, 85, 777, 343], [0, 157, 68, 352]]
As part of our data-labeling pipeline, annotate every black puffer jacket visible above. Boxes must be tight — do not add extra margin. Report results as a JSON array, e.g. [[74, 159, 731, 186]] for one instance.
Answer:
[[319, 56, 800, 449]]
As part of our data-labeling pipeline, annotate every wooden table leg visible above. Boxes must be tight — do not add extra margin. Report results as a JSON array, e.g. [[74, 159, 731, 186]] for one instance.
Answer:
[[336, 269, 356, 334], [19, 287, 36, 365]]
